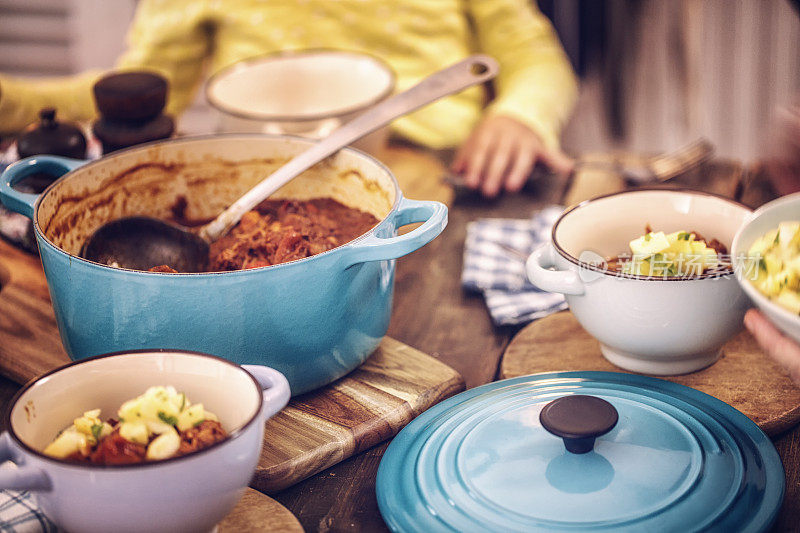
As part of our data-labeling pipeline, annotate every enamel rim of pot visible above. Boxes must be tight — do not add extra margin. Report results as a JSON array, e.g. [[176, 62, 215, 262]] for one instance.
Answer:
[[20, 133, 407, 276]]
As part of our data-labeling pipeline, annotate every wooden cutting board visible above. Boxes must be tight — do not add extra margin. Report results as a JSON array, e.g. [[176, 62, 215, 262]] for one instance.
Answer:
[[255, 337, 463, 492], [0, 236, 465, 493], [219, 488, 303, 532], [500, 311, 800, 436]]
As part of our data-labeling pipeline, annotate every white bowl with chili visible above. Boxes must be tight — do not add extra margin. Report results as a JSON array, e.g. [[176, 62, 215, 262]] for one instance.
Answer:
[[526, 189, 752, 375], [0, 350, 290, 533]]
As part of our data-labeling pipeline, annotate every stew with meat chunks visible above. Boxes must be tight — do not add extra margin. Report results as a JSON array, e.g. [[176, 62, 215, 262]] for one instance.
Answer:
[[147, 197, 379, 273], [43, 386, 228, 465]]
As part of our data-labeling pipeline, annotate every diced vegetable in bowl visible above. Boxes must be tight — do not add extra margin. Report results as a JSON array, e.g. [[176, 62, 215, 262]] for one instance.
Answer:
[[747, 221, 800, 314], [607, 228, 728, 277], [44, 385, 227, 465]]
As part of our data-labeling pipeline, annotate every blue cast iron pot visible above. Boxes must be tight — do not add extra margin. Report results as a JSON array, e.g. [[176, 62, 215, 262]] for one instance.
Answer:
[[0, 134, 447, 395]]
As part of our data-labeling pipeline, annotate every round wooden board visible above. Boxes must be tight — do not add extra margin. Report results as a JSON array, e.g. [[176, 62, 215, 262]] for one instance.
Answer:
[[500, 311, 800, 436], [218, 488, 303, 533]]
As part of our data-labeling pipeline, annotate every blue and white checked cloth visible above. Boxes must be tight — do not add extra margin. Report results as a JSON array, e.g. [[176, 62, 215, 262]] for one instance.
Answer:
[[0, 489, 53, 533], [462, 206, 568, 326]]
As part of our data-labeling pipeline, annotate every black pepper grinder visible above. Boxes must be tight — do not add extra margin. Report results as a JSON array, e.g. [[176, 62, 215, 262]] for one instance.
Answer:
[[17, 108, 88, 160], [3, 107, 88, 252], [91, 71, 174, 154], [15, 108, 87, 194]]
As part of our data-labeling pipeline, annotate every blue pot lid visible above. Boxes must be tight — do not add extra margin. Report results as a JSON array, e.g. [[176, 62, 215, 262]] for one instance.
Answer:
[[376, 372, 784, 533]]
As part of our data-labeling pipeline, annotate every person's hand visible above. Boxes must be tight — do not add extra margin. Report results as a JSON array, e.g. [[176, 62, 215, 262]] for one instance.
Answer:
[[744, 308, 800, 385], [451, 115, 573, 198]]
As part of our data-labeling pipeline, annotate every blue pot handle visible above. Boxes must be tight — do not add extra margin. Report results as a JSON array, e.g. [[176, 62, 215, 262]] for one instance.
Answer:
[[340, 197, 448, 267], [0, 432, 50, 491], [0, 155, 87, 219]]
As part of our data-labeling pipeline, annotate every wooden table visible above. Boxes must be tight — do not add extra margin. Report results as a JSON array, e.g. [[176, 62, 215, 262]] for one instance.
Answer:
[[0, 146, 796, 532]]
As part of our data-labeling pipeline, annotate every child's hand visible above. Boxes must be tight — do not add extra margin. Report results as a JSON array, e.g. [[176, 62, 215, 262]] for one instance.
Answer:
[[744, 309, 800, 386], [451, 115, 573, 198]]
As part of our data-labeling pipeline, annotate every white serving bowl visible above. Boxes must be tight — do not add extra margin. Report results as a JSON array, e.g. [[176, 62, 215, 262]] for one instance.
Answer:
[[206, 50, 395, 154], [526, 189, 752, 375], [0, 350, 290, 533], [732, 192, 800, 343]]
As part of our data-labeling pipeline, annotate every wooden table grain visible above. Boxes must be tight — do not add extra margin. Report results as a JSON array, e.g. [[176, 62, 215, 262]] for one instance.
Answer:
[[0, 149, 796, 532], [268, 157, 800, 533]]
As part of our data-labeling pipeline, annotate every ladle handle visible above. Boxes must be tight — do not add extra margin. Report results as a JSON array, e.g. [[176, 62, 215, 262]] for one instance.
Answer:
[[200, 54, 499, 242]]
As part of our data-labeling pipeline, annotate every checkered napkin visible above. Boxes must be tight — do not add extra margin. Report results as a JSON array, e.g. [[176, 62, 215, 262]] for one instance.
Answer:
[[0, 489, 54, 533], [462, 205, 568, 326]]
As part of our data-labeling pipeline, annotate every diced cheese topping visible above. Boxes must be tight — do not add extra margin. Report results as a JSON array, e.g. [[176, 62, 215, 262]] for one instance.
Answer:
[[622, 230, 721, 277], [177, 403, 205, 432], [44, 386, 221, 461], [43, 430, 90, 459], [629, 232, 671, 256], [146, 428, 181, 461], [749, 221, 800, 314]]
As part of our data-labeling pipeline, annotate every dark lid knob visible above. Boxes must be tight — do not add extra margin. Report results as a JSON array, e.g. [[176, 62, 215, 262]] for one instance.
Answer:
[[39, 107, 57, 126], [540, 395, 618, 454], [93, 71, 168, 122], [17, 107, 87, 160]]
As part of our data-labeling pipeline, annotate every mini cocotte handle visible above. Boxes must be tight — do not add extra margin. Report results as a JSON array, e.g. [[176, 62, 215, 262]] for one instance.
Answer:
[[0, 433, 50, 491], [242, 365, 291, 417], [526, 243, 586, 296]]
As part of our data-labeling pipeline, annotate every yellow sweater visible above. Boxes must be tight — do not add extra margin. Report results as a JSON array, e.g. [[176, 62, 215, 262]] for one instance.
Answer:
[[0, 0, 577, 150]]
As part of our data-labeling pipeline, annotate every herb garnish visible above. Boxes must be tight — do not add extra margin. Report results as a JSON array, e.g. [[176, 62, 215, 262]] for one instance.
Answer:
[[90, 423, 104, 441], [158, 412, 178, 426]]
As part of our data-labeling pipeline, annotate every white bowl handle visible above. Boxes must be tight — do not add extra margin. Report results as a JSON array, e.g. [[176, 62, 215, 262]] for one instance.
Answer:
[[242, 366, 291, 419], [525, 243, 585, 296], [0, 433, 50, 491]]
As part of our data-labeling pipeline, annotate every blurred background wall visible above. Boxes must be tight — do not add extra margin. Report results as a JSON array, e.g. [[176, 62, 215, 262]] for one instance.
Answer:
[[1, 0, 798, 162], [0, 0, 134, 74], [547, 0, 800, 162]]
